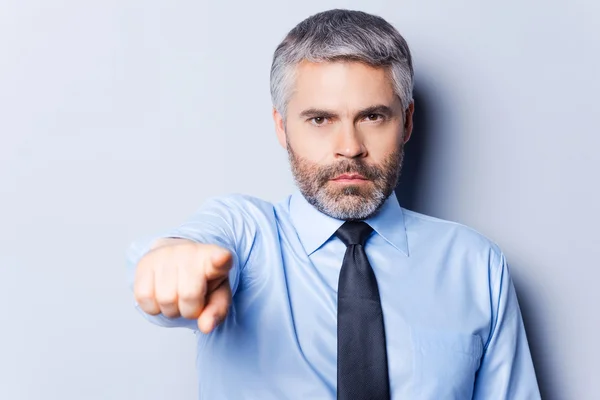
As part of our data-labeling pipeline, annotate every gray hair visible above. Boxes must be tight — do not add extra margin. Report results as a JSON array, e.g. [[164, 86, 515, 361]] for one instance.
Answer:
[[270, 9, 414, 120]]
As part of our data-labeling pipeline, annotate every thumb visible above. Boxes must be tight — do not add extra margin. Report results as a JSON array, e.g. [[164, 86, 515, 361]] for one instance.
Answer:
[[205, 246, 233, 280]]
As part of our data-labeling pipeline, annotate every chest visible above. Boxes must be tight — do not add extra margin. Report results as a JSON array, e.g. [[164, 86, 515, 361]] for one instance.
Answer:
[[219, 222, 489, 399]]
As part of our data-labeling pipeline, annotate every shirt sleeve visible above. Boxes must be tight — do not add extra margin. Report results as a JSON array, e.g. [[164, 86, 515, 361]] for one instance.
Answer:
[[472, 252, 541, 399], [125, 195, 257, 330]]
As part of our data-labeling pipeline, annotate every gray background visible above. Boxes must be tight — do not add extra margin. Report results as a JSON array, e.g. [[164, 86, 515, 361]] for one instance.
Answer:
[[1, 0, 598, 399]]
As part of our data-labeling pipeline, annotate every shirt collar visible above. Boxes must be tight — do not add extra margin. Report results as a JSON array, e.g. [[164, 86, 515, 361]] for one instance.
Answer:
[[289, 189, 409, 257]]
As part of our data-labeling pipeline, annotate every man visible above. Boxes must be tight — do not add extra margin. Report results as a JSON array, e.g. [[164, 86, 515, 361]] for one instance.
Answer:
[[127, 9, 540, 400]]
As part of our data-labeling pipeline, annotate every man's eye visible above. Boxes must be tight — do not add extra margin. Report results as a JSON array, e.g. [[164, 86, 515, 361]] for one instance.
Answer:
[[310, 117, 328, 125], [365, 113, 383, 121]]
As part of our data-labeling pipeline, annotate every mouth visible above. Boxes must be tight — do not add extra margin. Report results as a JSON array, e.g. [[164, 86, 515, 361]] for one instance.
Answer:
[[330, 173, 369, 183]]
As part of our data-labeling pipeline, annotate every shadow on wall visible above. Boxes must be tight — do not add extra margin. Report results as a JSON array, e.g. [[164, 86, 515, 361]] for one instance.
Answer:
[[395, 84, 552, 399], [395, 85, 430, 213], [512, 269, 555, 400]]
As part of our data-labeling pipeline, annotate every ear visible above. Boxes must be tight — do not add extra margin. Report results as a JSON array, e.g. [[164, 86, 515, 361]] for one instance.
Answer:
[[402, 102, 415, 144], [273, 107, 287, 149]]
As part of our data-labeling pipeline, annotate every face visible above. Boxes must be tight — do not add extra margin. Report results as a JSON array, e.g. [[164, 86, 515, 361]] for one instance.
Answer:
[[273, 60, 414, 220]]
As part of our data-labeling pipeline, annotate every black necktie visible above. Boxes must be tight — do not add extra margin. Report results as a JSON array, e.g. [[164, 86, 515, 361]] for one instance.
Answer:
[[336, 221, 390, 400]]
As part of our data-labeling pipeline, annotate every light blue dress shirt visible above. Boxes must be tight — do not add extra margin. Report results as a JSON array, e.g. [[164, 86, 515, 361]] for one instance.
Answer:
[[126, 190, 540, 399]]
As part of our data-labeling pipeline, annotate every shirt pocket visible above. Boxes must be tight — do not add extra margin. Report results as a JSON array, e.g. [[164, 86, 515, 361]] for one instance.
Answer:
[[410, 328, 483, 400]]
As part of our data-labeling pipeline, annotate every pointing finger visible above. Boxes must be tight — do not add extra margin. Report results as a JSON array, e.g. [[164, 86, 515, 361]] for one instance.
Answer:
[[197, 278, 232, 334]]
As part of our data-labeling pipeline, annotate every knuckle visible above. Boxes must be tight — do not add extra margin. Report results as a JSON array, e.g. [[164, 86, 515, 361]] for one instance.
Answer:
[[139, 303, 160, 315], [179, 289, 202, 303], [139, 249, 163, 269], [134, 290, 153, 305], [156, 293, 178, 306], [180, 307, 202, 319], [195, 250, 211, 267], [161, 308, 180, 318]]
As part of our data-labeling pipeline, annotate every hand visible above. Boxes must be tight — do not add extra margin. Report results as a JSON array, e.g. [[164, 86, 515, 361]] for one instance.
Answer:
[[133, 239, 233, 334]]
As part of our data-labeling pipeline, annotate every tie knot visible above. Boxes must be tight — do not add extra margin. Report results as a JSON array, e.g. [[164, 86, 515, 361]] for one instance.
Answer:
[[335, 221, 373, 246]]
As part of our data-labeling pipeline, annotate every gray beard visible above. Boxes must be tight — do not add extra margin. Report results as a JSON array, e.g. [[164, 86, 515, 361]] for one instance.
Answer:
[[287, 143, 404, 220]]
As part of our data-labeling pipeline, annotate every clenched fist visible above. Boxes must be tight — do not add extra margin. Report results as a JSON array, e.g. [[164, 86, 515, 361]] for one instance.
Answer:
[[133, 239, 233, 333]]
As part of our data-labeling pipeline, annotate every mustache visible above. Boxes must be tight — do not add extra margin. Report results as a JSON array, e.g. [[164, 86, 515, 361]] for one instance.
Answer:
[[315, 160, 385, 183]]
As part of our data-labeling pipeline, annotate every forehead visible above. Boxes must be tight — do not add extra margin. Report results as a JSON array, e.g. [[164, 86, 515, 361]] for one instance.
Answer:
[[288, 60, 397, 111]]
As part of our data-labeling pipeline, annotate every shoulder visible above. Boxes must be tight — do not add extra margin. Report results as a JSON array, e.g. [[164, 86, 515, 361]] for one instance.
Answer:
[[200, 193, 278, 224], [402, 208, 504, 267], [204, 192, 274, 209]]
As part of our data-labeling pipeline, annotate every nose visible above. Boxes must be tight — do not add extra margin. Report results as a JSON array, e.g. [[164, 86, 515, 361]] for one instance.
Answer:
[[334, 124, 367, 159]]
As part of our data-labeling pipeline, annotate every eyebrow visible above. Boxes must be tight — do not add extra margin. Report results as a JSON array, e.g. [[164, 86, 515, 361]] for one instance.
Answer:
[[298, 104, 395, 121]]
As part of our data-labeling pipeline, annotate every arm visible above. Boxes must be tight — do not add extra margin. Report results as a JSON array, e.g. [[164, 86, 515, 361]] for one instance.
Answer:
[[125, 195, 255, 331], [472, 252, 541, 399]]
